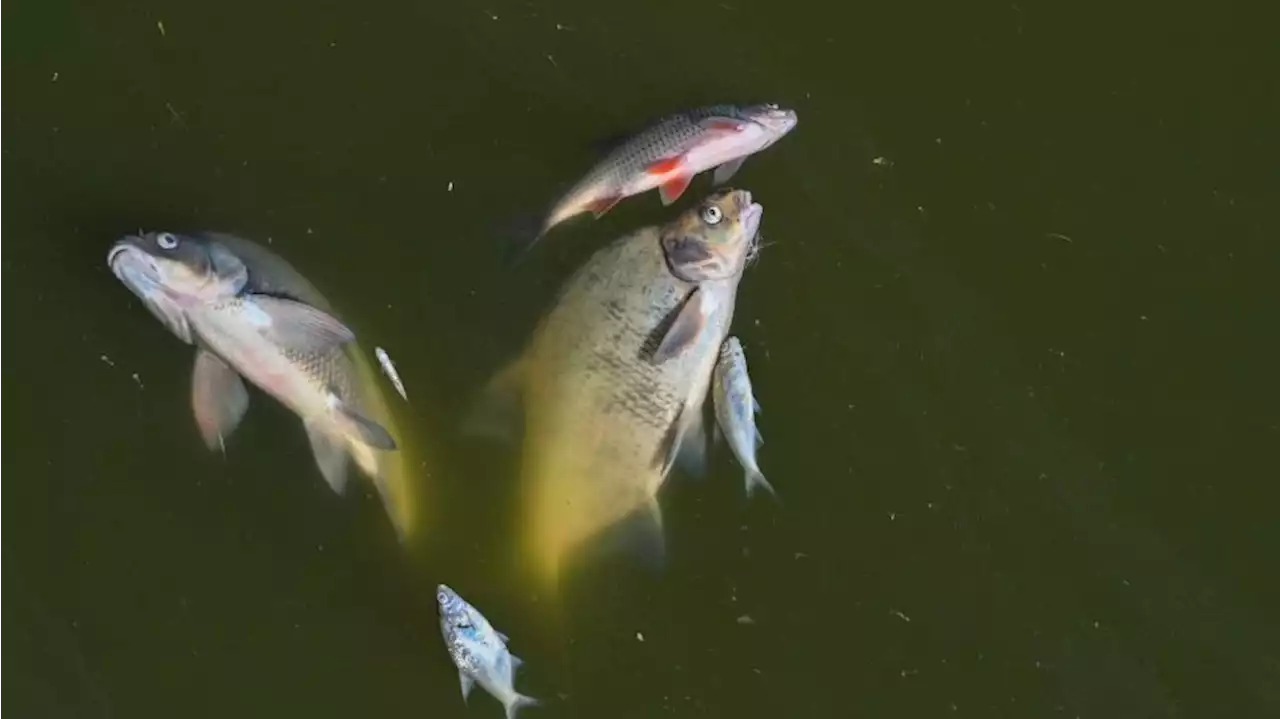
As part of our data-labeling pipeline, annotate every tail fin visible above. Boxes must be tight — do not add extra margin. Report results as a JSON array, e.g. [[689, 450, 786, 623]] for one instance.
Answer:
[[745, 469, 778, 500], [504, 692, 540, 719]]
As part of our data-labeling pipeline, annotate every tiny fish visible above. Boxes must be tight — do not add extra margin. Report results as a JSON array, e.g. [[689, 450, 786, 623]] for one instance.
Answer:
[[375, 346, 407, 401], [437, 585, 539, 719], [713, 336, 775, 498], [529, 103, 797, 248]]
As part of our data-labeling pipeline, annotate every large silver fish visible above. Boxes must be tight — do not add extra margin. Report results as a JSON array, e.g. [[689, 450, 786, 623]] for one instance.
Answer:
[[531, 104, 795, 245], [472, 188, 763, 586], [712, 336, 774, 498], [436, 584, 539, 719], [107, 231, 419, 540]]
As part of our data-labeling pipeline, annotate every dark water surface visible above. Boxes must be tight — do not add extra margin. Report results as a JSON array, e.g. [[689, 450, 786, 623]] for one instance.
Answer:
[[6, 1, 1278, 717]]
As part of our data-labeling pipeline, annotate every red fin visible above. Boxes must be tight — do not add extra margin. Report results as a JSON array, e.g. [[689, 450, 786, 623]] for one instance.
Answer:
[[645, 155, 684, 176], [658, 174, 692, 206], [587, 195, 622, 218]]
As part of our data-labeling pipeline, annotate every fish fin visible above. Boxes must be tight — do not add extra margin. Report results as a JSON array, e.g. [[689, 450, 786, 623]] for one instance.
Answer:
[[712, 157, 747, 185], [587, 501, 667, 572], [753, 395, 762, 415], [327, 395, 397, 450], [458, 672, 475, 703], [497, 630, 510, 643], [191, 350, 249, 452], [305, 422, 350, 493], [702, 118, 746, 133], [508, 652, 522, 669], [658, 174, 693, 206], [676, 401, 709, 478], [754, 426, 764, 448], [647, 288, 706, 365], [645, 155, 684, 176], [652, 400, 707, 479], [504, 692, 540, 719], [587, 194, 622, 218], [462, 357, 527, 443], [249, 296, 355, 353], [745, 468, 778, 500]]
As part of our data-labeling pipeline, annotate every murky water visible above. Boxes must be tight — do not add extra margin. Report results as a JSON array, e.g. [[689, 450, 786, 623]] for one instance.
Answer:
[[5, 2, 1278, 717]]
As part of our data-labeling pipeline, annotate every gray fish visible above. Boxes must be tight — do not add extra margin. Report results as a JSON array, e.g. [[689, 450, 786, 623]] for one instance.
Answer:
[[107, 232, 419, 539], [470, 188, 764, 586], [436, 584, 539, 719], [531, 104, 795, 245], [713, 336, 775, 498]]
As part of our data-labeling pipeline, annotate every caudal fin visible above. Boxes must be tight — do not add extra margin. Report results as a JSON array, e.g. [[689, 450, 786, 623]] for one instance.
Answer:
[[504, 692, 540, 719]]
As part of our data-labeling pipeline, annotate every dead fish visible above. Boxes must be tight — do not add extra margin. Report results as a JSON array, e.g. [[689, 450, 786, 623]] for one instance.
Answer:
[[437, 584, 539, 719], [528, 104, 795, 248], [712, 336, 774, 498], [375, 346, 408, 401], [107, 231, 419, 540], [468, 188, 764, 586]]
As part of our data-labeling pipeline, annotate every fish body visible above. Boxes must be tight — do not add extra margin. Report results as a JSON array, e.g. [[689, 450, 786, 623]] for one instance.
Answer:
[[474, 189, 764, 585], [712, 336, 774, 498], [108, 231, 418, 540], [375, 346, 408, 401], [436, 585, 539, 719], [534, 104, 795, 243]]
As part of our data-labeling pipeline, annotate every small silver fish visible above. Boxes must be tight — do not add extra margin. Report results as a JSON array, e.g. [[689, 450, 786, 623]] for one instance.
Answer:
[[713, 336, 775, 498], [374, 346, 408, 401], [530, 103, 797, 247], [436, 585, 539, 719]]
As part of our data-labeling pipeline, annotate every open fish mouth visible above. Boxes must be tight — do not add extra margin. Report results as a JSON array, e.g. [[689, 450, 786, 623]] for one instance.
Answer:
[[107, 241, 195, 344]]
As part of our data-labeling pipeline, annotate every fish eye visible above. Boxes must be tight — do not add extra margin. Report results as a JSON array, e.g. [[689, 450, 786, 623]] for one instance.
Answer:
[[156, 233, 179, 250], [701, 205, 724, 225], [437, 591, 449, 604]]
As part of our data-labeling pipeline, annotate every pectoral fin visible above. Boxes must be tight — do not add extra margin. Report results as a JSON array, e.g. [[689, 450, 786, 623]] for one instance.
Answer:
[[658, 174, 693, 206], [461, 357, 527, 443], [647, 288, 709, 365], [249, 296, 355, 353], [326, 395, 397, 450], [458, 672, 475, 702], [652, 401, 709, 479], [191, 350, 249, 452], [305, 422, 349, 493], [712, 156, 747, 185]]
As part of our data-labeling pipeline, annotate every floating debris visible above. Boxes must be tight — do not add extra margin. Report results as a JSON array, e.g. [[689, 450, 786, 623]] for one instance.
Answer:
[[736, 615, 755, 625], [635, 632, 645, 642], [890, 609, 911, 623]]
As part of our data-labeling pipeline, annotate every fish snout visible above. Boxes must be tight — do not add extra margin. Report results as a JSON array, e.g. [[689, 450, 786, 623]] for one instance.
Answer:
[[751, 105, 798, 136], [107, 240, 160, 285], [739, 200, 764, 244]]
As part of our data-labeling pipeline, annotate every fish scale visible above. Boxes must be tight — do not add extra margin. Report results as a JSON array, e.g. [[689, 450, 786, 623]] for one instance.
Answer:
[[584, 106, 750, 192], [515, 223, 743, 577]]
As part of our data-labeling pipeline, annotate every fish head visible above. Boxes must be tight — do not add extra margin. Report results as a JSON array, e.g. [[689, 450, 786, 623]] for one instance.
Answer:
[[720, 335, 746, 364], [436, 584, 472, 625], [659, 188, 764, 282], [107, 232, 248, 343], [740, 103, 799, 140]]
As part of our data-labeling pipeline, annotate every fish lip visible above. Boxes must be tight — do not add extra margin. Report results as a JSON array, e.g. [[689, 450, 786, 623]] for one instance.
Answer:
[[741, 200, 763, 241]]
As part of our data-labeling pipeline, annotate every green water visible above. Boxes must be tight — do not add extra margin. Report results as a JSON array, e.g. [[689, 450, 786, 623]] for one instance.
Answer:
[[5, 1, 1278, 717]]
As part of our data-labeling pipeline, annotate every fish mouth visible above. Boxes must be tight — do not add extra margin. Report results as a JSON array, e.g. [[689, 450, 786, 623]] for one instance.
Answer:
[[108, 239, 196, 344], [740, 200, 763, 243], [750, 105, 799, 136]]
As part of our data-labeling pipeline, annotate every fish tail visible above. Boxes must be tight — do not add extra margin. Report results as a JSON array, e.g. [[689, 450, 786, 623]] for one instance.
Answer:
[[745, 468, 777, 500], [504, 692, 540, 719]]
